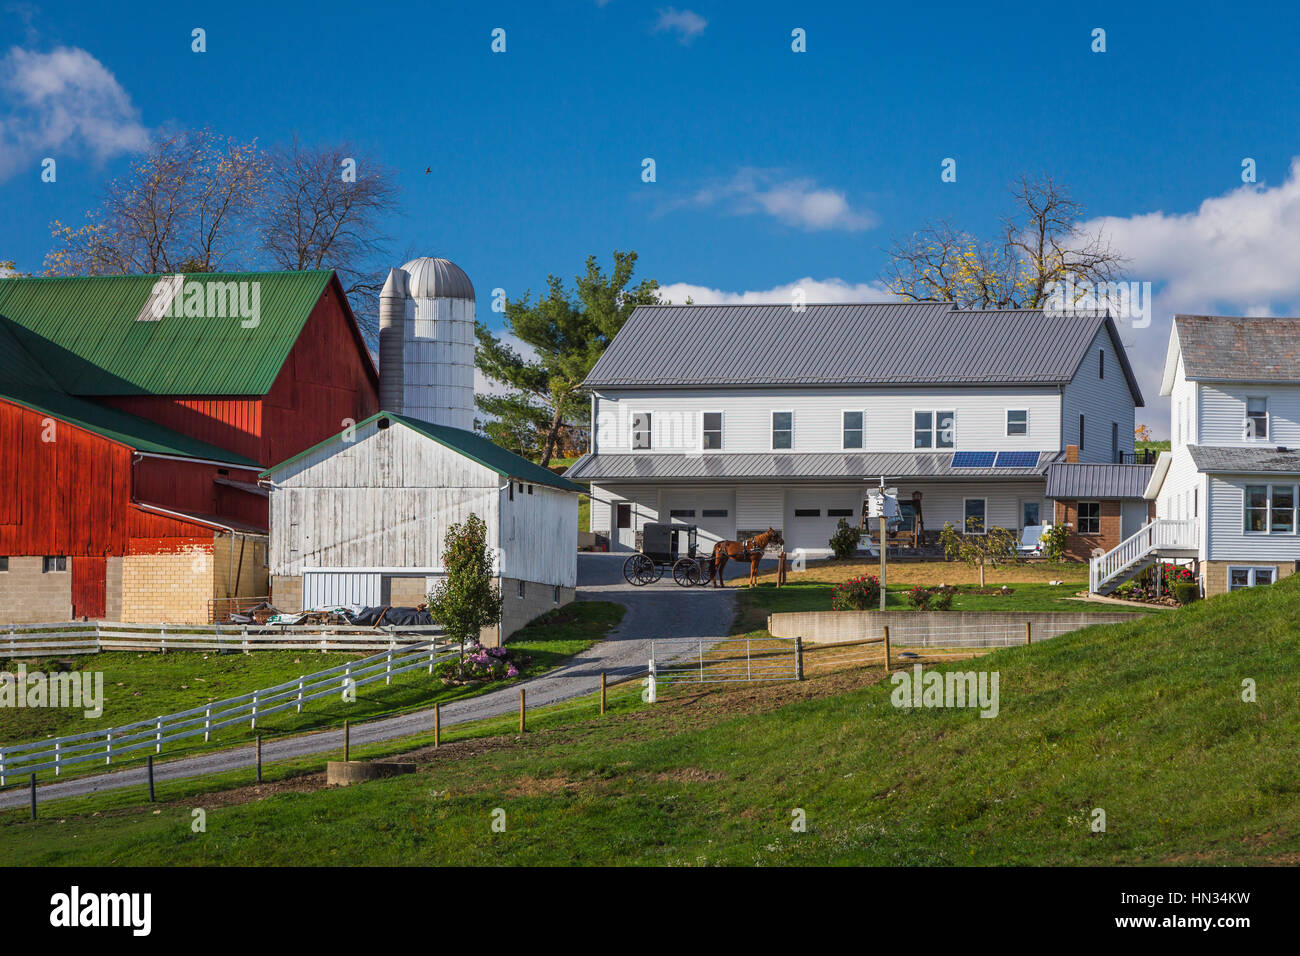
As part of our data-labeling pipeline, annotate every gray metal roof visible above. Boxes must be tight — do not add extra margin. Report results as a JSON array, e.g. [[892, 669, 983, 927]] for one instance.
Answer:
[[1176, 314, 1300, 382], [1188, 444, 1300, 474], [585, 302, 1143, 404], [1045, 463, 1154, 500], [401, 257, 475, 300], [564, 450, 1059, 483]]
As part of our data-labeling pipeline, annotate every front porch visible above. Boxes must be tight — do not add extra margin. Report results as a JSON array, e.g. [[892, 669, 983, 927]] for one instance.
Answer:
[[1088, 518, 1199, 595]]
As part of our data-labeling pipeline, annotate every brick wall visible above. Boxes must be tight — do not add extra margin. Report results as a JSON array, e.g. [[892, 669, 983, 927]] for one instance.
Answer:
[[1202, 560, 1296, 598], [121, 546, 215, 624], [0, 557, 73, 624], [1053, 500, 1131, 562]]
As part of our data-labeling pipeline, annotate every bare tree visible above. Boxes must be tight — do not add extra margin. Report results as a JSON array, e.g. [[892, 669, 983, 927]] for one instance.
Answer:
[[882, 174, 1127, 309], [258, 138, 401, 334], [44, 129, 268, 276]]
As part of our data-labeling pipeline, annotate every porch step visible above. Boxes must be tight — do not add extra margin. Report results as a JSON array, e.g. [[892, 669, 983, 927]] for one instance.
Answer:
[[1095, 554, 1157, 596]]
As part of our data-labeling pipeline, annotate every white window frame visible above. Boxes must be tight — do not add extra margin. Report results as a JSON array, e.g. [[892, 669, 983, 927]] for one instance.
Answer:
[[914, 409, 957, 449], [700, 410, 724, 452], [1243, 483, 1298, 535], [630, 410, 653, 451], [1077, 501, 1102, 535], [1006, 408, 1029, 437], [771, 410, 794, 452], [1246, 396, 1269, 442], [841, 409, 865, 450], [1228, 566, 1276, 591], [963, 497, 987, 535]]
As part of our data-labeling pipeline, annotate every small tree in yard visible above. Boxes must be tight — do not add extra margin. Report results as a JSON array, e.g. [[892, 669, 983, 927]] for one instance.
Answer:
[[427, 514, 502, 665], [939, 517, 1018, 587]]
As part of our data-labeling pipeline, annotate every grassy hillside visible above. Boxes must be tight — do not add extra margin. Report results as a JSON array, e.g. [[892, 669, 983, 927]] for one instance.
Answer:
[[5, 581, 1298, 865]]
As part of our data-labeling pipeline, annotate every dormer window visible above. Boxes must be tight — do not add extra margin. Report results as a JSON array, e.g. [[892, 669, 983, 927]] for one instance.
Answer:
[[1246, 397, 1268, 441], [632, 412, 652, 450]]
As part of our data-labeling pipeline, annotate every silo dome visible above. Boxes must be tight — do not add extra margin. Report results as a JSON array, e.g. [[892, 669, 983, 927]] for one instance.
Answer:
[[401, 257, 475, 300]]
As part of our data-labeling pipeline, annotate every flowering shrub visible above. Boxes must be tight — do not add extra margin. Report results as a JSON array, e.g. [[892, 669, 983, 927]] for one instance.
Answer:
[[832, 574, 881, 610], [906, 585, 956, 611], [434, 643, 528, 685], [906, 586, 932, 609], [1157, 562, 1194, 591]]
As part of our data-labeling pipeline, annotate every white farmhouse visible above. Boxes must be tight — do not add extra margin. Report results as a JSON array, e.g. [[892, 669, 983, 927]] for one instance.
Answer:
[[1139, 314, 1300, 597], [261, 258, 582, 642], [566, 302, 1147, 558]]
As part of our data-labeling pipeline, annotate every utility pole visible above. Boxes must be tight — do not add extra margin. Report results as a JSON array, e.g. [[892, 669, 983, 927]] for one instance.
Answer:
[[878, 475, 887, 610]]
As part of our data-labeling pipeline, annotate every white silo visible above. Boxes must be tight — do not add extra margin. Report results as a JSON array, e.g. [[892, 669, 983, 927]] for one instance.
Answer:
[[377, 256, 477, 430]]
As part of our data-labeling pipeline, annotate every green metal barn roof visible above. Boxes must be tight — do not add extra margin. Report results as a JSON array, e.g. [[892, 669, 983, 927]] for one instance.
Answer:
[[0, 271, 333, 396], [262, 411, 585, 493]]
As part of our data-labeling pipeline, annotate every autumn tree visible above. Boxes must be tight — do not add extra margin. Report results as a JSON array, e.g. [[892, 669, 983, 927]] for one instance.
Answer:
[[45, 129, 268, 276], [882, 174, 1127, 309], [475, 251, 662, 466]]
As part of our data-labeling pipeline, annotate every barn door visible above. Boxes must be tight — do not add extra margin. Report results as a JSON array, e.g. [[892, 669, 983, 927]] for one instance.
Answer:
[[72, 556, 107, 620]]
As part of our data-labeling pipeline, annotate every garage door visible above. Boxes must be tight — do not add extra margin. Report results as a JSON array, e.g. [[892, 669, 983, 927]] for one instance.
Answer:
[[785, 490, 861, 555], [303, 571, 381, 609], [660, 490, 736, 551]]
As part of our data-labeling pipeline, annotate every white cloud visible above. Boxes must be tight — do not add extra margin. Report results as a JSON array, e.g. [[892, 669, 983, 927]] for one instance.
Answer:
[[1082, 159, 1300, 437], [653, 8, 707, 43], [0, 45, 150, 180], [657, 276, 895, 305], [663, 167, 876, 232]]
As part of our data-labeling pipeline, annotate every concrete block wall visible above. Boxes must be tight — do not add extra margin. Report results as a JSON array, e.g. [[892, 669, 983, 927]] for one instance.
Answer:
[[105, 557, 123, 621], [270, 575, 303, 614], [0, 557, 73, 624], [121, 547, 215, 624], [768, 609, 1144, 646], [500, 577, 576, 643], [1202, 560, 1296, 598], [212, 533, 270, 600]]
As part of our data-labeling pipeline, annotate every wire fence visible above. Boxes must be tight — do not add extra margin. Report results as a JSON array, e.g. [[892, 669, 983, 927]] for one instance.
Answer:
[[650, 636, 801, 684]]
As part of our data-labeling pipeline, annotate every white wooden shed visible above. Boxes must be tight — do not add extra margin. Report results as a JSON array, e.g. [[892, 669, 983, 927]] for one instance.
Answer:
[[260, 411, 582, 642]]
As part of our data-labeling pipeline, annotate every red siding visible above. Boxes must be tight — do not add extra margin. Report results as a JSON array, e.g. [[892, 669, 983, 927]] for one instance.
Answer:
[[98, 396, 263, 461], [133, 458, 266, 529], [72, 556, 107, 618]]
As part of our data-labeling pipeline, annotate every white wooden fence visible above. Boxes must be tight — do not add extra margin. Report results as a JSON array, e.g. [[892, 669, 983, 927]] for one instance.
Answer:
[[2, 621, 446, 658], [0, 636, 460, 785]]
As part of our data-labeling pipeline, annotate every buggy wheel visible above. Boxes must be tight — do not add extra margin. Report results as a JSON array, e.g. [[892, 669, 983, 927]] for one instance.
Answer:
[[623, 553, 655, 586], [672, 558, 700, 587], [642, 561, 664, 585]]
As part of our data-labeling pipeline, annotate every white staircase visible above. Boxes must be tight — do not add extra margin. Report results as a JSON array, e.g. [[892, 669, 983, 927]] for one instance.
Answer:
[[1089, 519, 1198, 595]]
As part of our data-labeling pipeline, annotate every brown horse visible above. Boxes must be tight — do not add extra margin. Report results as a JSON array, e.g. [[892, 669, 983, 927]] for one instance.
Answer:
[[709, 528, 782, 588]]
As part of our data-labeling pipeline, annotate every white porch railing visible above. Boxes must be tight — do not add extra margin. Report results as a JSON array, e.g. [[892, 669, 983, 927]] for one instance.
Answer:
[[1089, 518, 1198, 593]]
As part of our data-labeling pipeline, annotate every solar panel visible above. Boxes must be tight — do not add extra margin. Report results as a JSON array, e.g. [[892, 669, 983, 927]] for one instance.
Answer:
[[994, 451, 1040, 468], [951, 451, 997, 468]]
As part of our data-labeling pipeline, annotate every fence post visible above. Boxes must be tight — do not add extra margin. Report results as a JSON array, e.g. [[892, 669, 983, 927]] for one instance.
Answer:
[[155, 716, 163, 753], [600, 672, 607, 715], [251, 691, 258, 730], [344, 720, 350, 762], [386, 650, 393, 686], [54, 741, 60, 777], [256, 734, 263, 783], [794, 636, 804, 681], [1, 750, 6, 786], [147, 755, 155, 802], [241, 625, 249, 655], [882, 626, 892, 674], [747, 637, 753, 681], [342, 666, 351, 700], [434, 703, 440, 747], [105, 731, 112, 765], [1025, 621, 1032, 646], [29, 773, 37, 820], [296, 676, 304, 713], [519, 688, 526, 733], [648, 657, 657, 704], [204, 707, 212, 742], [428, 646, 435, 674]]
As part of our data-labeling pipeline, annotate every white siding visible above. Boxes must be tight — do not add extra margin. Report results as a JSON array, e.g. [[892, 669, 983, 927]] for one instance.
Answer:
[[593, 386, 1063, 456], [1206, 474, 1300, 563], [736, 485, 785, 529], [499, 482, 578, 588], [1199, 383, 1300, 446], [1061, 325, 1137, 463]]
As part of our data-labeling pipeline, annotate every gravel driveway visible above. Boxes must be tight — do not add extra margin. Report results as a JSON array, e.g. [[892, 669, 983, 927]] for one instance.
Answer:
[[1, 554, 741, 809]]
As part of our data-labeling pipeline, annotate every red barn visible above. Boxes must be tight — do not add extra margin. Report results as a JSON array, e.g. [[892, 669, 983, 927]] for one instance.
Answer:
[[0, 271, 378, 624]]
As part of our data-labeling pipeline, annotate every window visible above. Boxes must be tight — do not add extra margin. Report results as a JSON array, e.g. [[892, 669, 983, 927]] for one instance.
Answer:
[[963, 498, 986, 534], [1021, 501, 1041, 527], [552, 586, 560, 605], [669, 509, 696, 518], [794, 508, 821, 517], [616, 503, 632, 529], [517, 580, 526, 599], [1006, 409, 1028, 436], [1245, 483, 1298, 534], [508, 483, 514, 501], [1077, 502, 1101, 535], [702, 412, 723, 450], [842, 411, 864, 449], [0, 557, 8, 572], [1247, 397, 1269, 441], [1099, 348, 1105, 379], [1229, 567, 1276, 591], [828, 508, 854, 518], [632, 412, 652, 449], [527, 484, 534, 495], [42, 556, 67, 573], [1111, 422, 1120, 463], [701, 509, 728, 518], [772, 411, 793, 450], [1079, 414, 1085, 451], [914, 410, 956, 449]]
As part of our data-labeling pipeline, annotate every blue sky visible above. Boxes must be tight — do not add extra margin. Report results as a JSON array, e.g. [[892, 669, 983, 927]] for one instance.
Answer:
[[4, 0, 1300, 435]]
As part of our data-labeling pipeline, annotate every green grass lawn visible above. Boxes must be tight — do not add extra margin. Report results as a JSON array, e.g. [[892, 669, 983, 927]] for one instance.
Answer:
[[0, 602, 623, 779], [5, 578, 1298, 865]]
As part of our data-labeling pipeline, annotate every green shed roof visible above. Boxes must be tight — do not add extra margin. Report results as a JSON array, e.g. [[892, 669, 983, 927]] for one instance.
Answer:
[[0, 271, 333, 396], [261, 411, 585, 494]]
